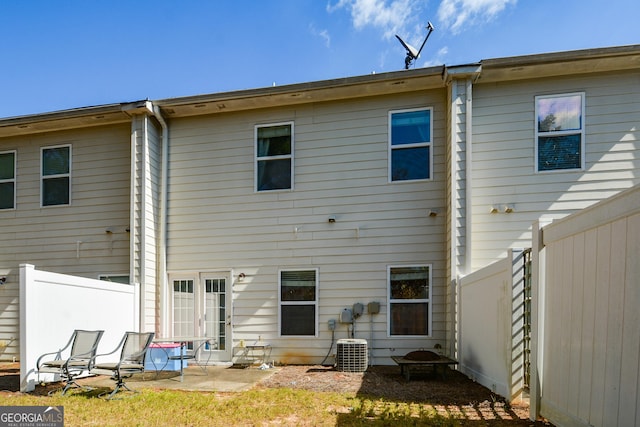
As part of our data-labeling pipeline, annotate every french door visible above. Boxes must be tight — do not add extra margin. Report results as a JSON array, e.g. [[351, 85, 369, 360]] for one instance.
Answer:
[[171, 273, 232, 362]]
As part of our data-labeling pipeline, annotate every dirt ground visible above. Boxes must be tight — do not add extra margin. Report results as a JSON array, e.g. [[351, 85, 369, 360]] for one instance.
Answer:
[[0, 363, 552, 426], [257, 364, 552, 426]]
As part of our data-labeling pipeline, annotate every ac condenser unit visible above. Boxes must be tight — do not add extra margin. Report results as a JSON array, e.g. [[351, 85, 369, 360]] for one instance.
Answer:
[[336, 339, 368, 372]]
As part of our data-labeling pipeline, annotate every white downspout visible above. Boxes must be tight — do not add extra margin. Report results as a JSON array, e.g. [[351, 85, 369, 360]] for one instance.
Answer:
[[153, 105, 170, 337]]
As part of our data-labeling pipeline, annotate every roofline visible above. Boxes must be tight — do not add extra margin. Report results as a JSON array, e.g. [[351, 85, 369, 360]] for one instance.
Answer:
[[1, 44, 638, 137]]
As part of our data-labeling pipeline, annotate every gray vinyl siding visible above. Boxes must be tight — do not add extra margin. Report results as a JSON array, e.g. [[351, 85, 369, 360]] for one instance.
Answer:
[[0, 125, 131, 359], [166, 91, 448, 363], [470, 70, 640, 269]]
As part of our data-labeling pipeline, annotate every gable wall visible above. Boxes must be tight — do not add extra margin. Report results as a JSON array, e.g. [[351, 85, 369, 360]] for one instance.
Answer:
[[165, 90, 448, 363], [0, 124, 131, 358], [470, 69, 640, 269]]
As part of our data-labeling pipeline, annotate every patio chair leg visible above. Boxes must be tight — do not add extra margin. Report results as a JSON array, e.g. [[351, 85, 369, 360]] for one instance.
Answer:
[[105, 381, 138, 400]]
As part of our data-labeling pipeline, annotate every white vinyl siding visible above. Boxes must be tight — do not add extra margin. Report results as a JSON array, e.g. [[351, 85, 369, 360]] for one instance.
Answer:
[[166, 90, 447, 361], [0, 150, 16, 209], [130, 115, 162, 331], [0, 125, 131, 359], [469, 70, 640, 269]]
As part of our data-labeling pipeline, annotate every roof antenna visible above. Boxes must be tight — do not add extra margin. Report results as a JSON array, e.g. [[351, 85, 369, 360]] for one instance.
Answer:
[[395, 22, 435, 69]]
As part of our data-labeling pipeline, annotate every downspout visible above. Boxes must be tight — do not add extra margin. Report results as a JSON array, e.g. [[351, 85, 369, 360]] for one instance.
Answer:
[[152, 104, 169, 338]]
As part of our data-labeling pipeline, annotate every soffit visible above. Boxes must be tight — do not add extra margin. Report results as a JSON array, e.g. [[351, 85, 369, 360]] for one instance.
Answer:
[[154, 67, 446, 118], [477, 45, 640, 83], [0, 104, 141, 139]]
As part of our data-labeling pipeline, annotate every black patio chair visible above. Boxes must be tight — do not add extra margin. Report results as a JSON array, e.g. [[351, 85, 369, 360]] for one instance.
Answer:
[[90, 331, 154, 399], [36, 329, 105, 395]]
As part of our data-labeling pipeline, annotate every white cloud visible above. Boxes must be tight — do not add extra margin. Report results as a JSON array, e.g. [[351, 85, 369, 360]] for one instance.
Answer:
[[419, 46, 448, 67], [309, 23, 331, 48], [327, 0, 423, 40], [437, 0, 516, 34]]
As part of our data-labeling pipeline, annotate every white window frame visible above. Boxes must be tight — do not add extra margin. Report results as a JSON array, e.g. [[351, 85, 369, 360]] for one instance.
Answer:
[[534, 92, 585, 173], [41, 144, 72, 207], [170, 276, 197, 339], [388, 107, 433, 183], [98, 274, 130, 284], [278, 268, 318, 337], [0, 150, 16, 210], [255, 122, 294, 192], [387, 264, 432, 337]]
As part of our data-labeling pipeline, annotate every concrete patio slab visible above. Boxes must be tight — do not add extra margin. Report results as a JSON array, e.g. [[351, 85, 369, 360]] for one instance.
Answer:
[[80, 365, 279, 393]]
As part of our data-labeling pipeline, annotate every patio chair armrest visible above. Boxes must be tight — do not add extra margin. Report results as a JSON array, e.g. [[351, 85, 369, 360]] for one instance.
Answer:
[[36, 350, 63, 370], [36, 333, 76, 370]]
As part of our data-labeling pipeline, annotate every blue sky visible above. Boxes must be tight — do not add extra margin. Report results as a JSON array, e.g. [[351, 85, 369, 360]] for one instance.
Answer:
[[1, 0, 638, 118]]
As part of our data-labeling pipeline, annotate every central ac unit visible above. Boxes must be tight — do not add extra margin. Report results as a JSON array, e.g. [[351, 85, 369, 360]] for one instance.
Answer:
[[336, 339, 368, 372]]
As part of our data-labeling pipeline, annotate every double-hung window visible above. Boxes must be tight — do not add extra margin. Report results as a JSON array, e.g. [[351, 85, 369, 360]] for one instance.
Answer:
[[388, 265, 431, 336], [389, 108, 432, 181], [42, 145, 71, 206], [0, 151, 16, 210], [535, 93, 585, 172], [256, 122, 293, 191], [279, 269, 317, 336]]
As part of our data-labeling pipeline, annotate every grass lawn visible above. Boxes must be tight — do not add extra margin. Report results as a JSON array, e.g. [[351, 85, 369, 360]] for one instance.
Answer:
[[2, 387, 461, 426]]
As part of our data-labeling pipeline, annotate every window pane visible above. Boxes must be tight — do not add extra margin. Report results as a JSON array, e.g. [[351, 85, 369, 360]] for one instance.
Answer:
[[43, 147, 70, 175], [173, 279, 195, 338], [390, 266, 429, 299], [257, 125, 291, 157], [42, 177, 70, 206], [281, 305, 315, 335], [537, 95, 582, 132], [391, 146, 429, 181], [281, 270, 316, 301], [390, 303, 428, 335], [538, 134, 581, 171], [99, 275, 130, 284], [392, 110, 430, 145], [0, 182, 14, 209], [257, 159, 291, 191], [0, 152, 15, 180]]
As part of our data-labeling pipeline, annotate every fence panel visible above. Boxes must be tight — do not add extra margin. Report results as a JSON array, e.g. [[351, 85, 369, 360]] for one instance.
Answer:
[[536, 185, 640, 427], [19, 264, 139, 392]]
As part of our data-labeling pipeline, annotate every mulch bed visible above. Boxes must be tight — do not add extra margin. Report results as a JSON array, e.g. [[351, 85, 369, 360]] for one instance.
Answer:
[[0, 362, 552, 425]]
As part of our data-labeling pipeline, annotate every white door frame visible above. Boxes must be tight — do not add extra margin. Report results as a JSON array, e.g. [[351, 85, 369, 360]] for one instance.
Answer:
[[167, 271, 233, 362]]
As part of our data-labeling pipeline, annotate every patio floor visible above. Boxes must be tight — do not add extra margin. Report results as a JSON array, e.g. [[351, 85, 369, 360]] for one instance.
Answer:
[[81, 364, 279, 392]]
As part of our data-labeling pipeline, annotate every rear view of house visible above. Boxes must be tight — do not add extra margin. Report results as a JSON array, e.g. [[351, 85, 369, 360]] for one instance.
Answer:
[[0, 45, 638, 375]]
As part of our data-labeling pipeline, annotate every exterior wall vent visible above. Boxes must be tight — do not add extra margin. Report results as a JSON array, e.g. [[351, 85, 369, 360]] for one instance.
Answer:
[[336, 338, 368, 372]]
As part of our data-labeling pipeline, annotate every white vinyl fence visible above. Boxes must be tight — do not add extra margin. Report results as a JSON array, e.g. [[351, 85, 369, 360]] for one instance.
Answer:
[[19, 264, 139, 392], [531, 185, 640, 427], [458, 249, 527, 401]]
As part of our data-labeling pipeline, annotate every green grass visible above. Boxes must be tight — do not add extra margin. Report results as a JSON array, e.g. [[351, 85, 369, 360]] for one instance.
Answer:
[[2, 387, 463, 426]]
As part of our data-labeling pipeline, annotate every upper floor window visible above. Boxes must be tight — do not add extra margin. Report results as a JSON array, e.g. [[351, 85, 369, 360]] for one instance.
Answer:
[[389, 108, 432, 182], [256, 123, 293, 191], [279, 269, 317, 336], [535, 93, 585, 172], [388, 265, 431, 336], [0, 151, 16, 210], [42, 145, 71, 206]]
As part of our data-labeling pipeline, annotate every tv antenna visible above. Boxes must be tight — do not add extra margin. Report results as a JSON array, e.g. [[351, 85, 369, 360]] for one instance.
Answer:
[[395, 22, 435, 69]]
